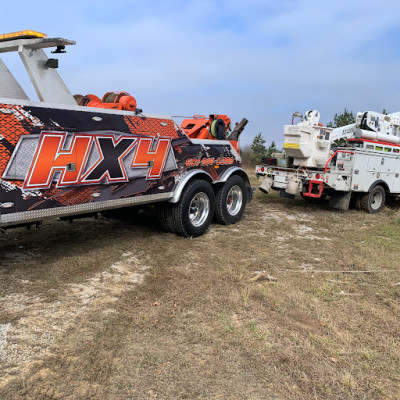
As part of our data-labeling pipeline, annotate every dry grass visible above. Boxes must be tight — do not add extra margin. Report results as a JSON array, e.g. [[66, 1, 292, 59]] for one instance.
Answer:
[[1, 172, 400, 399]]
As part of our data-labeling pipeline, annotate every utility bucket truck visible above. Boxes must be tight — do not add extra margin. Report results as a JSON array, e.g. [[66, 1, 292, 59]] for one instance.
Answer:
[[256, 109, 400, 213], [0, 31, 252, 237]]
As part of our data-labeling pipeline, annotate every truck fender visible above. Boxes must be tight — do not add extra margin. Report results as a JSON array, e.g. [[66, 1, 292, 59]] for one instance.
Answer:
[[169, 170, 213, 203], [216, 166, 248, 183], [367, 179, 389, 193]]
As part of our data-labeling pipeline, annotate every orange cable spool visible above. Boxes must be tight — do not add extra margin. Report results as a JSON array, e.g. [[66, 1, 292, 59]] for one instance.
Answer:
[[85, 92, 137, 111]]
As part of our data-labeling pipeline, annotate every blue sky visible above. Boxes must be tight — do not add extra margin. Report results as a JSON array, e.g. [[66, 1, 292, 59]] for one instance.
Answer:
[[1, 0, 400, 148]]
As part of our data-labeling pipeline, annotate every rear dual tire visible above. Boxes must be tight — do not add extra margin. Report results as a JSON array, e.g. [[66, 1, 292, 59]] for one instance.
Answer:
[[360, 185, 385, 214], [214, 175, 246, 225], [159, 180, 215, 237], [158, 175, 247, 237], [158, 202, 175, 233]]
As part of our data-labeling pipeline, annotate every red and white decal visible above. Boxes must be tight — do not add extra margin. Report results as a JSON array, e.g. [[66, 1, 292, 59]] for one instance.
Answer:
[[24, 133, 93, 189], [22, 132, 172, 189], [131, 137, 171, 179]]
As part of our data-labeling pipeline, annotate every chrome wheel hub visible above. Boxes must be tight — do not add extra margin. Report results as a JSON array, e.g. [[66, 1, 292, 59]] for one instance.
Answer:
[[189, 192, 210, 227], [226, 185, 243, 216]]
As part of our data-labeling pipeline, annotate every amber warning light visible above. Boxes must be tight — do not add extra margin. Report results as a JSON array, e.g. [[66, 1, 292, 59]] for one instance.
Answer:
[[0, 30, 47, 42]]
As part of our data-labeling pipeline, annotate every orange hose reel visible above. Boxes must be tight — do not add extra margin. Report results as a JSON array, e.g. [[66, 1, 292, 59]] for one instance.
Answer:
[[84, 91, 137, 111]]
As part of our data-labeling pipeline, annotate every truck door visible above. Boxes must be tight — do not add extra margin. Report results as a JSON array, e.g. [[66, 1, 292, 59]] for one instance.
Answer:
[[350, 153, 367, 192], [366, 153, 395, 191]]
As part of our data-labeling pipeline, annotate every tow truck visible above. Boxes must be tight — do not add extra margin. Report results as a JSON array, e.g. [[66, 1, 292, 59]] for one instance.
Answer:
[[0, 30, 252, 237], [256, 109, 400, 213]]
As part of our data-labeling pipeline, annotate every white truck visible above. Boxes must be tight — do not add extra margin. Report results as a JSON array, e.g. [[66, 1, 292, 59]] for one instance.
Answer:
[[256, 109, 400, 213]]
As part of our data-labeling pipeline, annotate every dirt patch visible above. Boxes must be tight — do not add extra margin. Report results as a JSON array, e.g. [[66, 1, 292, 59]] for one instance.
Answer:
[[0, 250, 149, 391]]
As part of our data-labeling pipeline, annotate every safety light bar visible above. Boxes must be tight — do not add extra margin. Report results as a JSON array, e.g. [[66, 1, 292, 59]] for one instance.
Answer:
[[0, 30, 47, 42]]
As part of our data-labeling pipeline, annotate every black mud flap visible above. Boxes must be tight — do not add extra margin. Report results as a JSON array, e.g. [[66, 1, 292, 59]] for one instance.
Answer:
[[248, 187, 256, 202], [329, 191, 351, 210], [280, 189, 295, 200]]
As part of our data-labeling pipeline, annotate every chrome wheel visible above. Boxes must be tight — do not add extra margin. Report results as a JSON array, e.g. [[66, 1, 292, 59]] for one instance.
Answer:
[[226, 185, 243, 216], [189, 192, 210, 227]]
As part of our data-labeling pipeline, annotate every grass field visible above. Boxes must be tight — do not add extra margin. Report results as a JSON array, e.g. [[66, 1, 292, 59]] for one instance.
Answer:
[[1, 172, 399, 399]]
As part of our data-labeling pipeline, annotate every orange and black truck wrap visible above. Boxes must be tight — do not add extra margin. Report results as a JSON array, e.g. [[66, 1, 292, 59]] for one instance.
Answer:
[[0, 32, 252, 237]]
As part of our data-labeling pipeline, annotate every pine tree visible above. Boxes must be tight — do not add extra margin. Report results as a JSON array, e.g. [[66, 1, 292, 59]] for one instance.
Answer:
[[327, 108, 355, 128], [251, 132, 267, 159], [267, 140, 277, 157]]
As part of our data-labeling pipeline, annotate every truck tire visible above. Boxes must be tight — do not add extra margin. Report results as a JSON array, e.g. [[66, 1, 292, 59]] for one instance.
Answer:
[[214, 175, 246, 224], [171, 179, 215, 237], [157, 202, 175, 233], [360, 185, 385, 213], [211, 119, 226, 140], [351, 193, 362, 210]]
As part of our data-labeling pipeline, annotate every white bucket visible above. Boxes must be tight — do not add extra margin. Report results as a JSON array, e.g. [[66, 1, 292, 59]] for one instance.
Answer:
[[259, 176, 273, 194], [286, 177, 301, 195]]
